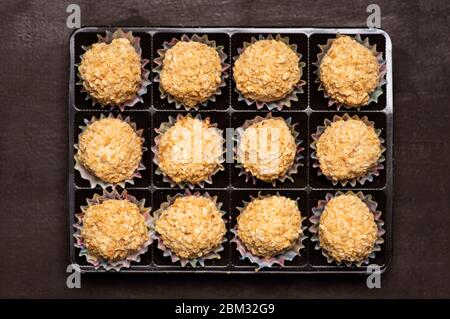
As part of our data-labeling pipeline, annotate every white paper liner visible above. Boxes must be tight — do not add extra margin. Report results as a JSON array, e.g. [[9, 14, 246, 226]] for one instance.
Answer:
[[310, 113, 386, 187], [234, 112, 304, 186], [233, 34, 306, 111], [76, 28, 151, 111], [73, 188, 153, 271], [74, 113, 147, 189], [313, 33, 387, 110], [152, 113, 225, 189], [308, 190, 385, 267], [231, 193, 307, 270], [153, 34, 230, 110], [150, 190, 227, 267]]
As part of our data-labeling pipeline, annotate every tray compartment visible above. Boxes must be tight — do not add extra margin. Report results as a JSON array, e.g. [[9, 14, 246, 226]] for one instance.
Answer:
[[230, 111, 308, 189], [308, 111, 387, 189], [230, 32, 309, 111], [229, 189, 309, 270], [73, 110, 152, 189], [72, 30, 152, 111], [309, 32, 387, 111], [72, 188, 153, 271], [152, 32, 231, 111], [152, 189, 231, 268], [306, 189, 388, 270], [151, 110, 231, 189]]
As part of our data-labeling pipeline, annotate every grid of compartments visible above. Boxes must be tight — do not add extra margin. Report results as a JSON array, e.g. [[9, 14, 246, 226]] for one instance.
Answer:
[[69, 28, 392, 273]]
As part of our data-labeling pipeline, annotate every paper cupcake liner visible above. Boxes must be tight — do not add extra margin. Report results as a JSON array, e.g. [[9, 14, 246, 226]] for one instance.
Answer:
[[308, 190, 385, 267], [310, 113, 386, 187], [152, 113, 225, 189], [231, 192, 307, 270], [313, 33, 387, 110], [76, 28, 151, 111], [150, 190, 227, 267], [153, 34, 230, 110], [233, 34, 306, 111], [73, 188, 153, 271], [74, 113, 147, 189], [234, 112, 304, 186]]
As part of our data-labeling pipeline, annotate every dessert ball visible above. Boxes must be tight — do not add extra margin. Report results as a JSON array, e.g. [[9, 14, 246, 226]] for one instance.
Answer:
[[319, 36, 380, 107], [238, 118, 296, 182], [156, 116, 223, 185], [81, 199, 148, 261], [233, 39, 301, 103], [76, 117, 143, 184], [155, 195, 226, 259], [318, 194, 378, 263], [160, 41, 222, 108], [237, 195, 302, 258], [315, 118, 382, 181], [79, 38, 142, 106]]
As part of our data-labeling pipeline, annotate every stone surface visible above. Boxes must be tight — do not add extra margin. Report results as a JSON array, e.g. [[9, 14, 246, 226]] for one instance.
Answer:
[[0, 0, 449, 298]]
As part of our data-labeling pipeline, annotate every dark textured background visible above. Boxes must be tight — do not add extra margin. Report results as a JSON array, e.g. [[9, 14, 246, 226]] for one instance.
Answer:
[[0, 0, 449, 298]]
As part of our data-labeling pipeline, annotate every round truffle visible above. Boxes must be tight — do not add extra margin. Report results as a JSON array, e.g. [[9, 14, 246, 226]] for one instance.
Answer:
[[233, 39, 301, 103], [319, 36, 380, 107], [78, 38, 142, 106], [76, 117, 143, 184], [81, 199, 148, 261], [160, 41, 222, 108], [238, 118, 296, 182], [316, 118, 382, 181], [237, 196, 302, 258], [155, 195, 226, 259], [156, 116, 223, 185], [318, 194, 378, 263]]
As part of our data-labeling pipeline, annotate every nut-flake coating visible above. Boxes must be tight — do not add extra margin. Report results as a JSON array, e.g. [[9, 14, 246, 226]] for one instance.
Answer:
[[76, 118, 143, 184], [81, 199, 148, 261], [157, 116, 223, 185], [237, 196, 302, 258], [160, 41, 222, 108], [78, 38, 142, 106], [316, 118, 381, 181], [239, 118, 296, 182], [319, 36, 380, 107], [318, 194, 378, 263], [233, 40, 301, 103], [155, 196, 226, 259]]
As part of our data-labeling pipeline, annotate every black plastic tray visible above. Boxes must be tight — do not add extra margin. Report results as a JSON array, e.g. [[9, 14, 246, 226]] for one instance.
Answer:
[[69, 27, 393, 274]]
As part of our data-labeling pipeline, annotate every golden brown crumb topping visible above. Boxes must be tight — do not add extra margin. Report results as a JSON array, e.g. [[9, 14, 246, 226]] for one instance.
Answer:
[[319, 36, 380, 107], [160, 41, 222, 108], [316, 118, 381, 181], [237, 196, 301, 258], [81, 199, 148, 261], [233, 39, 301, 103], [155, 196, 226, 259], [318, 194, 378, 263], [157, 116, 223, 185], [76, 118, 143, 184], [79, 38, 142, 106], [238, 118, 296, 182]]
